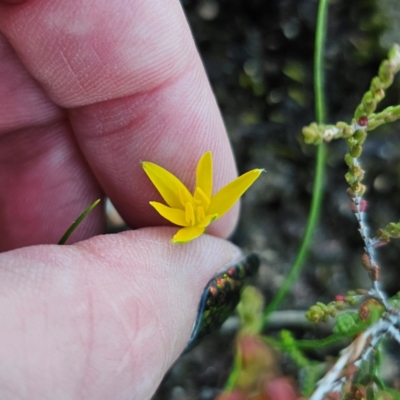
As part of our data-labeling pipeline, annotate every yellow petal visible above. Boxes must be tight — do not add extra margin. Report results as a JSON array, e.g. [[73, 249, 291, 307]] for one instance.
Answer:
[[196, 151, 213, 199], [179, 187, 193, 206], [172, 226, 205, 244], [150, 202, 190, 226], [142, 161, 192, 209], [208, 169, 262, 217], [198, 213, 218, 228]]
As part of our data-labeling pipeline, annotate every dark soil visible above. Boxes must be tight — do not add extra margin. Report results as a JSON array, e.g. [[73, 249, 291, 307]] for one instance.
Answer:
[[152, 0, 400, 398]]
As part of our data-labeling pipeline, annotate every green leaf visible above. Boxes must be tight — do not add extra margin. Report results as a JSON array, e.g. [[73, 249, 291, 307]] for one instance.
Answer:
[[58, 199, 101, 245]]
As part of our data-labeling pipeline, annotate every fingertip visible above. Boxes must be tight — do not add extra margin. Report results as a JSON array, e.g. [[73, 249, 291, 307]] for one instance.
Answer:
[[0, 228, 245, 399], [0, 0, 239, 237]]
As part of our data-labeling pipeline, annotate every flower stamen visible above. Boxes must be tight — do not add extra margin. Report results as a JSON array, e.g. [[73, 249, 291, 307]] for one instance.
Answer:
[[197, 206, 206, 223], [194, 187, 210, 210], [185, 202, 195, 225]]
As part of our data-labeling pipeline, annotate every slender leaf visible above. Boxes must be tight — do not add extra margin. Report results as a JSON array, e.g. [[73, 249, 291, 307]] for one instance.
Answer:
[[58, 199, 101, 245]]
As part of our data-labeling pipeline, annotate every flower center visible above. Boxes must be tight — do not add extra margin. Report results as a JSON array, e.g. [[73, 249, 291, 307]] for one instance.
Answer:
[[193, 187, 210, 210], [181, 186, 211, 226], [184, 202, 206, 225]]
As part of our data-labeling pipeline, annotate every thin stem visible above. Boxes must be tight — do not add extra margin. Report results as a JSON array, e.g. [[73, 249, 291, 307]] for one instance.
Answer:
[[58, 199, 101, 245], [262, 0, 328, 327], [223, 346, 242, 391], [314, 0, 328, 125]]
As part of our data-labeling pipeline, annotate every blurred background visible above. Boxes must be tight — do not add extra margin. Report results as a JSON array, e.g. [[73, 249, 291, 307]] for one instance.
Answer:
[[134, 0, 400, 398]]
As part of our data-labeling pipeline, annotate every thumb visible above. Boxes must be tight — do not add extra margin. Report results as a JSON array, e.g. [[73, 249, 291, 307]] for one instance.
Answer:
[[0, 227, 257, 400]]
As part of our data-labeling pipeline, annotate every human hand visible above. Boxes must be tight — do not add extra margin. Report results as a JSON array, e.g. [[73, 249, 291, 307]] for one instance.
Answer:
[[0, 0, 247, 398], [0, 1, 298, 399]]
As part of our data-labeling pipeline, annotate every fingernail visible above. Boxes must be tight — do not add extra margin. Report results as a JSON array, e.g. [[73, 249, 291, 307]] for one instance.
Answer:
[[184, 253, 260, 352]]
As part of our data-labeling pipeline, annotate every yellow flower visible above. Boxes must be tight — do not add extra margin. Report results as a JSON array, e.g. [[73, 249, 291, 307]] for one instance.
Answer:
[[142, 151, 262, 243]]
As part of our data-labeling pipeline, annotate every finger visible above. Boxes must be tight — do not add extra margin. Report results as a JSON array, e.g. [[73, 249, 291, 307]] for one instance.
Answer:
[[0, 34, 104, 251], [0, 228, 243, 399], [0, 0, 25, 4], [0, 0, 239, 239]]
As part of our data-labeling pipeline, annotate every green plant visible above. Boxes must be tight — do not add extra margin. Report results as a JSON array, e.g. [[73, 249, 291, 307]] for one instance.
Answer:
[[220, 1, 400, 398], [300, 42, 400, 399], [58, 199, 101, 245]]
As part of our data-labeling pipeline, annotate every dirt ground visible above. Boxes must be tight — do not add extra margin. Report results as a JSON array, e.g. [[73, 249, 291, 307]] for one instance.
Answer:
[[152, 0, 400, 398]]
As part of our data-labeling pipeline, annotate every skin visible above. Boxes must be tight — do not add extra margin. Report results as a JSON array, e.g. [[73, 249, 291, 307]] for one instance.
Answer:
[[0, 1, 295, 399]]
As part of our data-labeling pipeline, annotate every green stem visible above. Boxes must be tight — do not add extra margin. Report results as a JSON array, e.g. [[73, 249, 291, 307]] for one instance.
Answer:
[[314, 0, 328, 125], [223, 346, 242, 391], [264, 309, 380, 350], [262, 0, 328, 327], [371, 342, 386, 390], [367, 104, 400, 131], [58, 199, 101, 245]]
